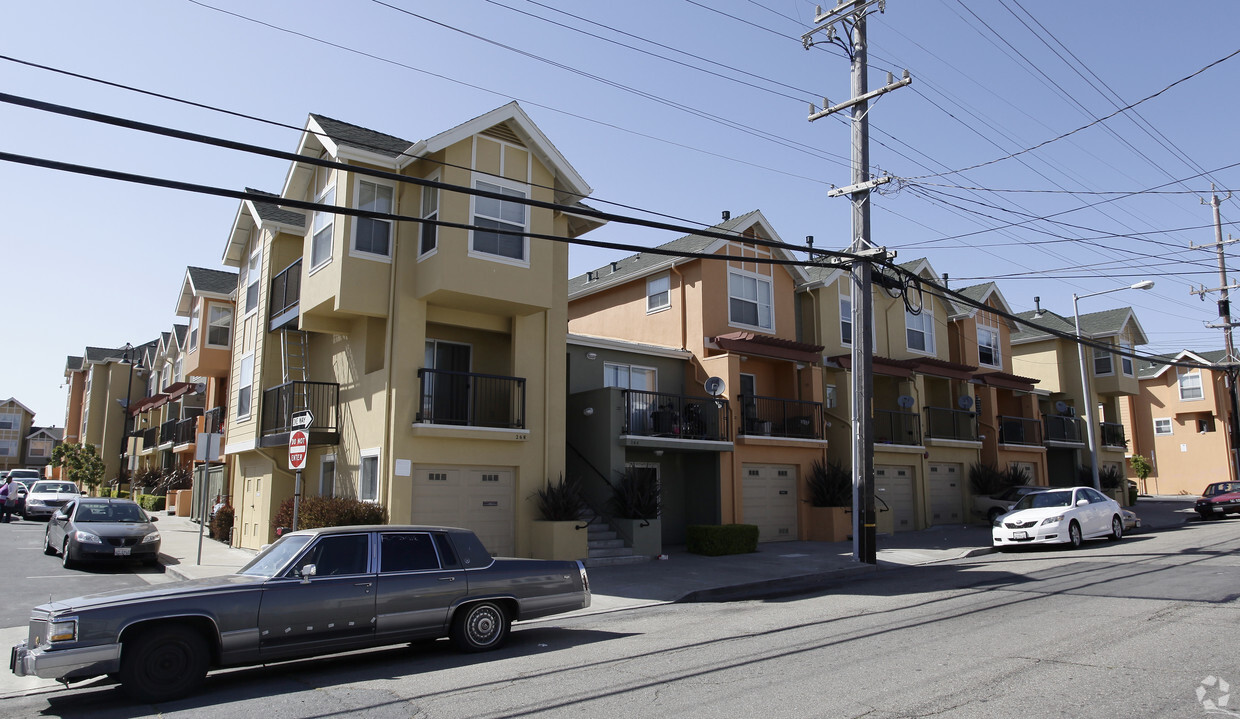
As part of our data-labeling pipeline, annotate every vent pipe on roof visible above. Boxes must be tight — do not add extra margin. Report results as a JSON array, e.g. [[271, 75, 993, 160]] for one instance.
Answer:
[[943, 273, 949, 289], [722, 210, 731, 221], [1033, 296, 1044, 318], [611, 262, 619, 273], [586, 271, 595, 282]]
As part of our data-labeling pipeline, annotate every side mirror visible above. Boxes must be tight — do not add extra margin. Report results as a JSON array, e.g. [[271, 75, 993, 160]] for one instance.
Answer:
[[1076, 499, 1089, 507], [299, 563, 317, 584], [148, 515, 159, 523]]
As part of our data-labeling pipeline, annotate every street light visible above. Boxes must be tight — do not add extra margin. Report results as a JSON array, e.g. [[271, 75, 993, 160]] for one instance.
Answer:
[[118, 343, 134, 494], [1073, 281, 1154, 490]]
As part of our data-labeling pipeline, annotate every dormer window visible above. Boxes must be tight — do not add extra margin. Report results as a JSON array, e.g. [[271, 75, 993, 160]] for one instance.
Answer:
[[188, 300, 200, 353], [352, 179, 394, 258], [470, 178, 528, 263], [978, 326, 1000, 368]]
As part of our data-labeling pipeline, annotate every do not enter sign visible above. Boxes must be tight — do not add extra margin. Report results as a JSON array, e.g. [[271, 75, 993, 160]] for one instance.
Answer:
[[288, 429, 309, 471]]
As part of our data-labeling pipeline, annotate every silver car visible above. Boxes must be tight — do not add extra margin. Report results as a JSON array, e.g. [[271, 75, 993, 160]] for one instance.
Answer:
[[21, 480, 81, 520]]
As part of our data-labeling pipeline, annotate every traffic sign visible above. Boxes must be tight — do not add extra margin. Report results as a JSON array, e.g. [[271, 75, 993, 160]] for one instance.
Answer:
[[291, 409, 314, 430], [288, 429, 309, 471]]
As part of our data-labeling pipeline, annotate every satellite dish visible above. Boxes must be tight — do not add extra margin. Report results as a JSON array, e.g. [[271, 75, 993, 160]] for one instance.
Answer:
[[897, 395, 915, 409], [193, 382, 207, 394], [704, 377, 726, 397], [957, 395, 974, 410], [1055, 400, 1069, 415]]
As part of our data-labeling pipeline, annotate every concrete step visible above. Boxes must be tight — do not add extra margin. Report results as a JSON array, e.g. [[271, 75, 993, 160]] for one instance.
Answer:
[[588, 546, 639, 558], [588, 538, 626, 549], [582, 554, 653, 568], [587, 529, 618, 540]]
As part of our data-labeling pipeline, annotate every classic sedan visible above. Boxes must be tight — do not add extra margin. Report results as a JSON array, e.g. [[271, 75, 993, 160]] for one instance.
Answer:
[[11, 525, 591, 702], [44, 498, 161, 568], [992, 486, 1124, 549], [22, 480, 81, 520], [1195, 481, 1240, 520]]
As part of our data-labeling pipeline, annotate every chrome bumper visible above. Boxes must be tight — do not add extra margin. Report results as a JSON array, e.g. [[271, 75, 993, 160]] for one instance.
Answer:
[[10, 640, 122, 681]]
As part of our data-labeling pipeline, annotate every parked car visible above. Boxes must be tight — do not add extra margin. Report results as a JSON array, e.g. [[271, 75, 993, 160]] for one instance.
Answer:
[[21, 480, 81, 520], [1120, 508, 1140, 532], [973, 484, 1049, 523], [1194, 481, 1240, 519], [992, 486, 1124, 550], [43, 498, 161, 569], [12, 524, 591, 702]]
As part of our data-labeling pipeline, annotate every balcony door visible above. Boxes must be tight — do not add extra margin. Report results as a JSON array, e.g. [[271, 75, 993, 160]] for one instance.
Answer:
[[425, 340, 472, 425], [605, 363, 656, 434]]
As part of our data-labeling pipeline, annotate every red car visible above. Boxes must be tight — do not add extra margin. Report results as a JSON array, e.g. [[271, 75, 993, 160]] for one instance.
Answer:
[[1195, 482, 1240, 520]]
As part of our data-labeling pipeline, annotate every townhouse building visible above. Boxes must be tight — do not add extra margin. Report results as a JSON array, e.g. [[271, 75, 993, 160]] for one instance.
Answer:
[[22, 426, 62, 472], [222, 102, 604, 553], [61, 346, 151, 485], [0, 398, 36, 472], [568, 210, 828, 548]]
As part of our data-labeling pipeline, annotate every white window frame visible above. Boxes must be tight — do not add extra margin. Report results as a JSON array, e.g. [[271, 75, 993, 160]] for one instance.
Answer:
[[206, 303, 233, 349], [320, 454, 336, 498], [359, 448, 381, 503], [1093, 346, 1114, 377], [1178, 367, 1204, 401], [350, 177, 395, 260], [237, 354, 254, 420], [905, 307, 936, 355], [604, 363, 656, 390], [1119, 339, 1134, 376], [647, 273, 671, 313], [728, 269, 773, 331], [28, 439, 51, 457], [0, 440, 16, 457], [468, 175, 530, 266], [173, 356, 183, 383], [1153, 418, 1173, 436], [242, 241, 261, 317], [0, 412, 18, 430], [310, 183, 336, 271], [977, 326, 1001, 368], [419, 175, 439, 258], [840, 295, 853, 347], [187, 299, 200, 353]]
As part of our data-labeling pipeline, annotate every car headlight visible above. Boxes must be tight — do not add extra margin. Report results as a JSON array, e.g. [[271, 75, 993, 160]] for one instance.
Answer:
[[1040, 515, 1064, 525], [992, 517, 1004, 527], [27, 499, 44, 506], [141, 531, 160, 544], [48, 618, 77, 644], [72, 530, 102, 544]]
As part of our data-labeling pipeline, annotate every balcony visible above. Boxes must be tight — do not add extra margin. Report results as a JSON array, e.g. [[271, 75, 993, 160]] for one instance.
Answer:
[[259, 381, 340, 447], [203, 406, 225, 435], [1044, 415, 1086, 445], [875, 409, 921, 446], [158, 419, 177, 447], [621, 390, 730, 441], [173, 417, 197, 447], [269, 258, 302, 332], [998, 415, 1043, 446], [738, 395, 825, 439], [139, 427, 158, 454], [416, 369, 525, 429], [1100, 421, 1127, 449], [924, 406, 978, 442]]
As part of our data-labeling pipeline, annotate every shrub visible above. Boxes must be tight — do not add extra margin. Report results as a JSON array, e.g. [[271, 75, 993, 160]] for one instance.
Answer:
[[211, 505, 234, 543], [534, 475, 583, 521], [135, 494, 166, 512], [686, 524, 759, 556], [271, 495, 389, 533], [969, 462, 1004, 495], [1080, 465, 1125, 490], [807, 459, 851, 507], [610, 468, 660, 519]]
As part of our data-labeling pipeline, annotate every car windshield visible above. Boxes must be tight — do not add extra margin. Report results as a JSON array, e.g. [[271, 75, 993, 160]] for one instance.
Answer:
[[31, 482, 76, 493], [74, 503, 147, 523], [9, 471, 39, 480], [1204, 482, 1239, 497], [238, 534, 313, 577], [1012, 490, 1073, 511]]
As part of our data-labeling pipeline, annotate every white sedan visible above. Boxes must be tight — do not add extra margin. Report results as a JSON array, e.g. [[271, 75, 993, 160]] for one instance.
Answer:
[[992, 486, 1124, 550]]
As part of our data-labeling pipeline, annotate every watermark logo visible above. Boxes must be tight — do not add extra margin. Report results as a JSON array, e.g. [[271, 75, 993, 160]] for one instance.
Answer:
[[1199, 676, 1238, 716]]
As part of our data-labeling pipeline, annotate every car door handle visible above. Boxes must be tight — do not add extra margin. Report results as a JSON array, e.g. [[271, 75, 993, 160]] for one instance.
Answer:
[[354, 582, 372, 588], [438, 576, 456, 582]]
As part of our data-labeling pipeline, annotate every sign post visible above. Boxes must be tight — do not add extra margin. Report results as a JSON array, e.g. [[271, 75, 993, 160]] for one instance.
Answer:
[[288, 429, 309, 531]]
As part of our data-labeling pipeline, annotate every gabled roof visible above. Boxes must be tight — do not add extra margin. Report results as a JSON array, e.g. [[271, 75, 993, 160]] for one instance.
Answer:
[[0, 398, 35, 416], [1012, 307, 1148, 346], [952, 282, 1015, 324], [27, 426, 62, 441], [1141, 349, 1229, 379], [222, 188, 307, 268], [175, 267, 238, 316], [84, 346, 128, 363], [309, 113, 416, 160], [568, 209, 810, 300], [64, 356, 84, 375], [172, 324, 188, 349]]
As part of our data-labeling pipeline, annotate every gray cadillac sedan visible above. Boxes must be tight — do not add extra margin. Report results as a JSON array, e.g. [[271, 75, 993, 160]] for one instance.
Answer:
[[11, 524, 590, 702]]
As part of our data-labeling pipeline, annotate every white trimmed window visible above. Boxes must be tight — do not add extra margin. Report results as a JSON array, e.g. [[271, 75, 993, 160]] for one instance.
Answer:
[[320, 454, 336, 498], [840, 295, 853, 346], [728, 271, 773, 330], [0, 440, 16, 457], [188, 300, 200, 353], [604, 363, 656, 390], [207, 305, 233, 348], [237, 354, 254, 419], [243, 242, 261, 315], [360, 449, 380, 502], [311, 184, 336, 269], [1153, 418, 1172, 435], [173, 357, 183, 382], [1120, 339, 1134, 376], [1093, 346, 1114, 376], [1178, 367, 1204, 400], [28, 439, 51, 457], [420, 179, 439, 256], [647, 273, 670, 312], [0, 413, 18, 430], [906, 308, 936, 354], [978, 326, 1001, 368], [471, 179, 528, 262], [352, 179, 394, 257]]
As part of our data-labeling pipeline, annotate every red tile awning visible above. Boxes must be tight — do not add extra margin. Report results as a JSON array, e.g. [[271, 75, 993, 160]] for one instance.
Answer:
[[129, 394, 167, 416], [974, 371, 1040, 391], [829, 354, 920, 378], [163, 381, 196, 401], [713, 332, 824, 364], [913, 357, 978, 381]]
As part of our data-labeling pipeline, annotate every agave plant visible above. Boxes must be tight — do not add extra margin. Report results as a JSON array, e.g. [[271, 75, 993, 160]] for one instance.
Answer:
[[534, 475, 583, 521]]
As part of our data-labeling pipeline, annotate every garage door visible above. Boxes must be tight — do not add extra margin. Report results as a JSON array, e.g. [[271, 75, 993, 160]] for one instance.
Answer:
[[412, 466, 515, 556], [927, 462, 964, 525], [875, 465, 916, 532], [741, 464, 797, 542]]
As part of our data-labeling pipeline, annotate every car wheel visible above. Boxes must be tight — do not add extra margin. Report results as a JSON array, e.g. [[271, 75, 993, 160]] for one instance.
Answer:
[[1109, 515, 1123, 541], [1067, 520, 1083, 549], [118, 625, 208, 702], [43, 530, 56, 556], [450, 601, 510, 653], [61, 539, 77, 570]]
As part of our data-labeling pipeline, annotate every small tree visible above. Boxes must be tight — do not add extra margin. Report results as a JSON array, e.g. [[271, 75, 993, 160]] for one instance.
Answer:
[[50, 443, 107, 494], [1129, 455, 1152, 484]]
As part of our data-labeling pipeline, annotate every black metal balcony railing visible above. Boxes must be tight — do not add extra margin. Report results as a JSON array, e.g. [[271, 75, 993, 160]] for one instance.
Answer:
[[140, 427, 158, 450], [1044, 415, 1086, 444], [158, 419, 177, 445], [203, 406, 225, 434], [261, 381, 340, 437], [924, 406, 978, 441], [416, 369, 525, 429], [737, 395, 825, 439], [998, 415, 1043, 446], [1100, 421, 1127, 448], [174, 417, 197, 446], [875, 409, 922, 446], [621, 390, 731, 441], [269, 258, 302, 331]]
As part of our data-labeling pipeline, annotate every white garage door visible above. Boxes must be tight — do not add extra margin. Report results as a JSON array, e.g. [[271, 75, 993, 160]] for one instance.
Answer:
[[927, 462, 964, 525], [742, 464, 798, 542], [412, 466, 515, 556], [875, 465, 916, 532]]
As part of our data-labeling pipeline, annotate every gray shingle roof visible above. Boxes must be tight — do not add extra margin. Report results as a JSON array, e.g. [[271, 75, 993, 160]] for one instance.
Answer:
[[956, 282, 996, 304], [1137, 349, 1228, 379], [245, 188, 306, 229], [1012, 307, 1136, 343], [84, 346, 127, 363], [65, 356, 83, 372], [310, 114, 414, 159], [173, 324, 188, 345], [187, 266, 238, 296]]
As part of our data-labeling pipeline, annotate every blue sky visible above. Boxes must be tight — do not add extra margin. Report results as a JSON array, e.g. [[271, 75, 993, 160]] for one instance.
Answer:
[[3, 0, 1238, 425]]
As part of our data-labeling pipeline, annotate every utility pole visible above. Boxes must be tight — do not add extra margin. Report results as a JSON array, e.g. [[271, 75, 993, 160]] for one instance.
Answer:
[[803, 0, 910, 564], [1190, 186, 1240, 482]]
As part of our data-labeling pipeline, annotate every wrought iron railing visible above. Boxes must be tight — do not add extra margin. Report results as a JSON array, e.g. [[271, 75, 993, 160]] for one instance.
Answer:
[[875, 409, 921, 445], [203, 406, 225, 434], [140, 427, 158, 451], [158, 419, 177, 445], [1044, 415, 1085, 443], [416, 369, 525, 429], [621, 390, 730, 441], [924, 406, 977, 441], [737, 395, 824, 439], [174, 417, 197, 446], [998, 415, 1043, 446], [261, 381, 339, 436], [1100, 421, 1127, 448], [269, 258, 302, 331]]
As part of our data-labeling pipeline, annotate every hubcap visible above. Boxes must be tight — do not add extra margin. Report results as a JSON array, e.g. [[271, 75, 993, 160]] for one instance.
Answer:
[[468, 606, 500, 644]]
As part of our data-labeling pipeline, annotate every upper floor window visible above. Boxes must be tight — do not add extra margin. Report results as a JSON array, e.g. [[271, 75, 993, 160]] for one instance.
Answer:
[[420, 180, 439, 256], [906, 308, 935, 355], [471, 179, 528, 262], [207, 305, 233, 348], [978, 326, 1001, 368], [352, 179, 394, 258], [237, 354, 254, 420], [0, 440, 16, 457], [0, 413, 19, 430], [1178, 367, 1204, 400], [647, 274, 670, 313], [1119, 339, 1134, 376], [173, 357, 183, 383], [729, 271, 772, 330], [244, 243, 261, 315], [604, 363, 655, 391], [188, 300, 200, 353], [1153, 418, 1172, 435], [161, 365, 172, 391], [840, 295, 852, 346], [1093, 346, 1113, 376], [311, 185, 335, 270]]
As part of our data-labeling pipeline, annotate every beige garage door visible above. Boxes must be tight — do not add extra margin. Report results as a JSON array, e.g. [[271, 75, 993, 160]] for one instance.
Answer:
[[412, 466, 515, 556], [741, 463, 798, 542], [875, 465, 916, 532], [927, 462, 964, 525]]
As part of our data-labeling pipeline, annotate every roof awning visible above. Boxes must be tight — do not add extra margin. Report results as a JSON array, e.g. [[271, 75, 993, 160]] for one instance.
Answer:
[[913, 357, 978, 381], [712, 332, 824, 364], [129, 394, 168, 415], [974, 371, 1040, 391], [163, 381, 196, 401], [829, 354, 920, 378]]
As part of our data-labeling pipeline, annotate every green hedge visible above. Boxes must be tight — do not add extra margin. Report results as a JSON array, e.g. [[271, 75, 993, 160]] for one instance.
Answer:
[[686, 524, 759, 556], [135, 494, 166, 512], [271, 495, 389, 533]]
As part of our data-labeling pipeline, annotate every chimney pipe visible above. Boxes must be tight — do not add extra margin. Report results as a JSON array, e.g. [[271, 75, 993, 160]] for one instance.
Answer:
[[722, 210, 730, 221]]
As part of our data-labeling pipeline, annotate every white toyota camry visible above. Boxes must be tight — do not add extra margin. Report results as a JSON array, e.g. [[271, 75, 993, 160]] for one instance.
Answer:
[[992, 486, 1124, 550]]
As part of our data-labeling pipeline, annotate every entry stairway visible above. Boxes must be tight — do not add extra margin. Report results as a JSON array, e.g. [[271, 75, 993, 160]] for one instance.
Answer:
[[579, 507, 652, 568]]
